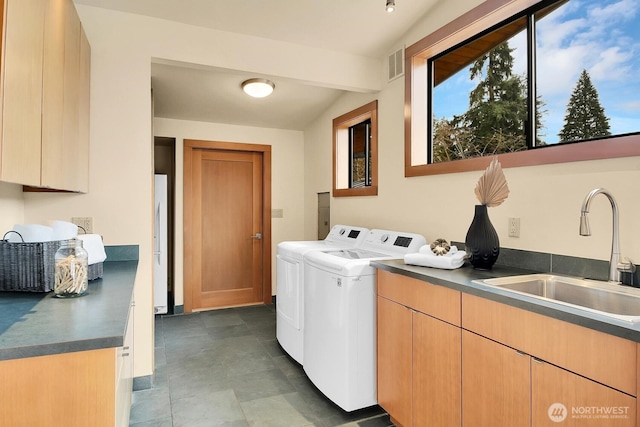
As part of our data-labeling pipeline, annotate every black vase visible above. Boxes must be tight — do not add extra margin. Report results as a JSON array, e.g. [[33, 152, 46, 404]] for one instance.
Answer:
[[465, 204, 500, 270]]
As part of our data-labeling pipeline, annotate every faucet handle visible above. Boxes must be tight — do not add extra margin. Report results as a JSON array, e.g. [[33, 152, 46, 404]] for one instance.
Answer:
[[617, 257, 636, 273], [618, 258, 636, 287]]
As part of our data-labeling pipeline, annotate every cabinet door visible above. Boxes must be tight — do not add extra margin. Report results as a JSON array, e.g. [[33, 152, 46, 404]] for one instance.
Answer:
[[377, 296, 413, 427], [77, 26, 91, 193], [414, 311, 461, 426], [0, 0, 46, 186], [41, 0, 66, 189], [61, 0, 81, 191], [462, 330, 530, 427], [532, 359, 636, 427], [0, 348, 116, 426]]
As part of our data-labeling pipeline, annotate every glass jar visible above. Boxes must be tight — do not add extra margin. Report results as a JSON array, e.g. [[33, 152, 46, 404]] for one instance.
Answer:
[[54, 239, 89, 297]]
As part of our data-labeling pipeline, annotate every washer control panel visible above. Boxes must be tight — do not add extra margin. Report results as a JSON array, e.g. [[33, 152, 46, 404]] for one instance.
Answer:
[[361, 229, 426, 255]]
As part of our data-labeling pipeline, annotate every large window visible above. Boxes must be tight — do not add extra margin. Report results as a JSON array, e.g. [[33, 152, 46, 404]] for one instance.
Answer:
[[406, 0, 640, 176]]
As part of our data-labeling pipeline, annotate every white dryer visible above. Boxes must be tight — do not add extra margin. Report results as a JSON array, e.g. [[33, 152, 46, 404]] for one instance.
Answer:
[[276, 225, 369, 364], [303, 229, 426, 412]]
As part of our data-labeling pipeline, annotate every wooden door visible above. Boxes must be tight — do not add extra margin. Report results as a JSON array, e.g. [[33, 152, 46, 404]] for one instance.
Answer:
[[377, 296, 413, 427], [462, 330, 530, 427], [532, 360, 635, 427], [184, 140, 271, 312], [414, 311, 461, 426]]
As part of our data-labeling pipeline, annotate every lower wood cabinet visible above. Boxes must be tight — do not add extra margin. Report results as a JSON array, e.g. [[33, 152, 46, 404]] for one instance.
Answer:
[[376, 269, 639, 427], [532, 355, 635, 427], [0, 304, 134, 427], [413, 308, 461, 426], [462, 329, 534, 426], [377, 270, 461, 427], [377, 295, 412, 426], [463, 329, 636, 427]]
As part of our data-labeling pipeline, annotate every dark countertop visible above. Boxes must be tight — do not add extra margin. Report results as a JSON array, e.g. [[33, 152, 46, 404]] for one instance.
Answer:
[[0, 260, 137, 361], [373, 259, 640, 343]]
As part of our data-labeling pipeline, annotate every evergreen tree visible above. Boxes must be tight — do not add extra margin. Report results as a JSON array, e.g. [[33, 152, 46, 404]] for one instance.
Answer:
[[432, 42, 530, 162], [558, 69, 611, 142], [464, 43, 528, 154]]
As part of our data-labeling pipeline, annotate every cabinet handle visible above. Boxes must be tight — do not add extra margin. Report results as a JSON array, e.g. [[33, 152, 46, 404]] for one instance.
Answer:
[[515, 350, 528, 357], [122, 352, 130, 357], [123, 346, 130, 350], [532, 356, 544, 364]]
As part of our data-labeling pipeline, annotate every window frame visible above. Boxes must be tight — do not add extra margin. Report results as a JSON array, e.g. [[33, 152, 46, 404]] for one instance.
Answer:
[[333, 100, 378, 197], [404, 0, 640, 177]]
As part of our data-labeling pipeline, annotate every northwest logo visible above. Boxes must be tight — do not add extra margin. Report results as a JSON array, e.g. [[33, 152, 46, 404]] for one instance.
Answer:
[[548, 403, 568, 422]]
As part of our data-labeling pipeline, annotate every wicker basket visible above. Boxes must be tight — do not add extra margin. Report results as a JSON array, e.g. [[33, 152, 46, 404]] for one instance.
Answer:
[[0, 232, 103, 292], [0, 236, 63, 292], [88, 262, 103, 281]]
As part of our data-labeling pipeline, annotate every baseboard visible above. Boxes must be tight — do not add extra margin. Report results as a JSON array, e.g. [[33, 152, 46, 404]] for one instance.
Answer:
[[133, 375, 153, 391]]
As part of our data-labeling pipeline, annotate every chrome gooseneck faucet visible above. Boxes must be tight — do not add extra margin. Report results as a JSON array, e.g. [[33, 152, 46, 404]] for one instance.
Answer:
[[579, 188, 634, 284]]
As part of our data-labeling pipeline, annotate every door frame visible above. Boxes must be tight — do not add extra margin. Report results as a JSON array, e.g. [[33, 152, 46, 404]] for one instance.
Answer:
[[183, 139, 272, 313]]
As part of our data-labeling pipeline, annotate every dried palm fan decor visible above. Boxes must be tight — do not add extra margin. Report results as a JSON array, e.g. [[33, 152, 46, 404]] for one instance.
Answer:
[[474, 157, 510, 206], [465, 157, 509, 269]]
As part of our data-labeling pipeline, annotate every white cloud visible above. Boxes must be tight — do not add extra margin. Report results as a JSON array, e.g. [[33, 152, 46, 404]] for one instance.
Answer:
[[587, 0, 638, 25], [537, 44, 590, 97], [618, 100, 640, 111], [590, 47, 633, 81], [535, 0, 639, 98]]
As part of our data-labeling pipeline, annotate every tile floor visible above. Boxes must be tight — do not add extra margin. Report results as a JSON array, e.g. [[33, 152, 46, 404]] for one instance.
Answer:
[[129, 304, 393, 427]]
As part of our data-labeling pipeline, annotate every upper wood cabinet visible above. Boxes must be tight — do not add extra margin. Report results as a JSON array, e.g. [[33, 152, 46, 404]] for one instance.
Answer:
[[0, 0, 90, 192], [41, 0, 67, 189], [0, 0, 46, 187]]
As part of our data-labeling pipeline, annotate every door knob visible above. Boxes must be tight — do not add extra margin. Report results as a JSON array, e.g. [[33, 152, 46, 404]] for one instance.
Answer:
[[251, 233, 262, 240]]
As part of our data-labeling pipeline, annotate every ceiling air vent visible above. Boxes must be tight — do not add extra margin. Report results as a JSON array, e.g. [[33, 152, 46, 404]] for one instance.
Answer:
[[388, 47, 404, 82]]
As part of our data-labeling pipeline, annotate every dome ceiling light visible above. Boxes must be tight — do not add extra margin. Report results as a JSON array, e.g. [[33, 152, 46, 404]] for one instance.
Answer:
[[241, 78, 275, 98], [385, 0, 396, 13]]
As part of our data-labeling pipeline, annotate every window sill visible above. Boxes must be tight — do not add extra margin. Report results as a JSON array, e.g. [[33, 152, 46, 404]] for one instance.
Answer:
[[405, 133, 640, 177], [333, 186, 378, 197]]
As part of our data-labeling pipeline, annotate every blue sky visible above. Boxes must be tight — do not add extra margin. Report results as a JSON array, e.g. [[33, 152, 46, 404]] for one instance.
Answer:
[[433, 0, 640, 144]]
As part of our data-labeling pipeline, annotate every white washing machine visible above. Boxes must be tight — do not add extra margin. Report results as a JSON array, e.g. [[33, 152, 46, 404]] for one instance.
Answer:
[[276, 225, 369, 364], [303, 229, 426, 412]]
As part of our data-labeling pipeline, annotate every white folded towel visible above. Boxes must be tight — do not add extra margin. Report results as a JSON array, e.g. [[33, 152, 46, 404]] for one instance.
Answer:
[[8, 224, 54, 243], [404, 245, 467, 270], [77, 234, 107, 265], [49, 220, 79, 241]]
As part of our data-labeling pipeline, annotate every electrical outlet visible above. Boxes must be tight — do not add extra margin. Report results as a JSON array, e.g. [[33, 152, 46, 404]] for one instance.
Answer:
[[71, 217, 93, 234], [508, 217, 520, 238]]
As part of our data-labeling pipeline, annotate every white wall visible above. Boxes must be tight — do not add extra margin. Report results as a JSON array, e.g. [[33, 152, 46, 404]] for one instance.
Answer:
[[153, 118, 305, 307], [303, 1, 640, 265], [0, 182, 24, 233], [19, 4, 340, 378]]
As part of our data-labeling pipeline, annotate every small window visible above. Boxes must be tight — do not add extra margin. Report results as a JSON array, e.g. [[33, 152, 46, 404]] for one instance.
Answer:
[[333, 101, 378, 197]]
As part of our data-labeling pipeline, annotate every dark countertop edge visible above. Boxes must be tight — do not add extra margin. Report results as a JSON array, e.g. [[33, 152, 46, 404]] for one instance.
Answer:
[[373, 260, 640, 343], [0, 336, 123, 361], [0, 259, 137, 361]]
